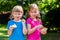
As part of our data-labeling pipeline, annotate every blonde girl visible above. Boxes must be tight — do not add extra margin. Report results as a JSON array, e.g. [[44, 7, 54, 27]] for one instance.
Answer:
[[26, 3, 47, 40], [7, 5, 27, 40]]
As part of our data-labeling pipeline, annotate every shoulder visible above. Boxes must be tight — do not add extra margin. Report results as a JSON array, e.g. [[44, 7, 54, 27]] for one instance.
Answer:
[[26, 18, 32, 22], [26, 18, 32, 24], [8, 20, 14, 24], [7, 20, 14, 29]]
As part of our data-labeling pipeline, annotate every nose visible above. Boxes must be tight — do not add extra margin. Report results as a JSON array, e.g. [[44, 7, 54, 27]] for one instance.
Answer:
[[16, 14, 18, 16], [15, 14, 19, 17]]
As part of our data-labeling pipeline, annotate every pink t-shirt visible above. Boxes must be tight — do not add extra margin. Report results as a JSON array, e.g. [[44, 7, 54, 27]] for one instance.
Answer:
[[26, 18, 42, 40]]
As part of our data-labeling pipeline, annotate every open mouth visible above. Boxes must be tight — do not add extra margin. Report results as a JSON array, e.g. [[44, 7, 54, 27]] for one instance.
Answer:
[[16, 17, 20, 18]]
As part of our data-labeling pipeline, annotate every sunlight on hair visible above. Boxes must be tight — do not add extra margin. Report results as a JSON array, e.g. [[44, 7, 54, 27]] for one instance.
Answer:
[[12, 5, 23, 13]]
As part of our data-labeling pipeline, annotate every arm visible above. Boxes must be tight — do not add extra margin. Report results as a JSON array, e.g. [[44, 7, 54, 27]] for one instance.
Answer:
[[27, 24, 38, 35], [27, 22, 46, 35], [22, 25, 27, 35], [7, 27, 14, 36], [7, 21, 16, 36], [22, 19, 27, 35], [27, 18, 39, 35], [8, 29, 12, 36]]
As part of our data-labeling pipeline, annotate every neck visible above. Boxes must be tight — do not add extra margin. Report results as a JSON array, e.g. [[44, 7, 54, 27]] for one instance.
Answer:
[[30, 16, 37, 21], [14, 19, 21, 22]]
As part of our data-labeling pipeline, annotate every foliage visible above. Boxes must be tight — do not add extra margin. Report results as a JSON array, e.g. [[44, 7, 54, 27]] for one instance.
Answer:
[[0, 0, 60, 31], [0, 0, 60, 13], [0, 0, 18, 12]]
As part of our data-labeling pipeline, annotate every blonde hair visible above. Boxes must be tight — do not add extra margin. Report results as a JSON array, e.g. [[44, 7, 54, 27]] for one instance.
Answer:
[[27, 3, 40, 19], [10, 5, 23, 19]]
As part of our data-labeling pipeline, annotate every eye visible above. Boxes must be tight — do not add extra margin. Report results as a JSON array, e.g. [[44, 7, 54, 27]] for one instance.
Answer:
[[18, 13, 20, 15], [18, 13, 21, 15], [14, 13, 17, 15]]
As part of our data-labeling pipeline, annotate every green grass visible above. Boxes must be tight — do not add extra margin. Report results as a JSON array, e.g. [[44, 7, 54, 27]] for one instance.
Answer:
[[0, 28, 8, 40], [0, 28, 60, 40], [0, 24, 6, 28]]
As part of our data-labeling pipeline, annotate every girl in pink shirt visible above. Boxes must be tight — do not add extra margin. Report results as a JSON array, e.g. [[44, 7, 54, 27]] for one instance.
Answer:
[[26, 3, 47, 40]]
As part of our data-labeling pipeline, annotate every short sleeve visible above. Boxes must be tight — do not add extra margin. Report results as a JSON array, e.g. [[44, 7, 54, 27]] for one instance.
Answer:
[[7, 20, 14, 30], [26, 18, 31, 24]]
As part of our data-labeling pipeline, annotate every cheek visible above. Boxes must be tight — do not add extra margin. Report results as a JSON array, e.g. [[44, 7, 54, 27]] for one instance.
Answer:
[[13, 14, 16, 17], [30, 13, 33, 16], [19, 14, 23, 17], [20, 15, 22, 17], [33, 13, 37, 16]]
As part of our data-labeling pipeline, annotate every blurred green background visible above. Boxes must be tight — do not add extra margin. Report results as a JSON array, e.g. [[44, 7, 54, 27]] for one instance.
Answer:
[[0, 0, 60, 40]]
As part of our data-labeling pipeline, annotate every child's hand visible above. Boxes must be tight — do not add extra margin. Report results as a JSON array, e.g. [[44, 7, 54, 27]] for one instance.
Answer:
[[40, 27, 48, 35], [43, 27, 48, 30], [9, 24, 17, 30], [9, 26, 14, 30], [22, 19, 26, 24]]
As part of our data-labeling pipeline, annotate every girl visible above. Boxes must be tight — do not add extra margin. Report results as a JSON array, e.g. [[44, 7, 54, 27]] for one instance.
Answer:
[[7, 5, 27, 40], [26, 3, 47, 40]]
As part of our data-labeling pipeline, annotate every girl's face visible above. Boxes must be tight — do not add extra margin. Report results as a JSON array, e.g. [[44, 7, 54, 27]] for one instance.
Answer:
[[12, 11, 23, 20], [29, 8, 38, 18]]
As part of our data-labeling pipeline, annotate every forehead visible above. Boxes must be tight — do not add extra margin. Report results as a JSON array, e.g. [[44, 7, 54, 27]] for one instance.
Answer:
[[30, 7, 37, 10], [12, 12, 23, 14], [30, 8, 37, 12], [30, 9, 37, 13]]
